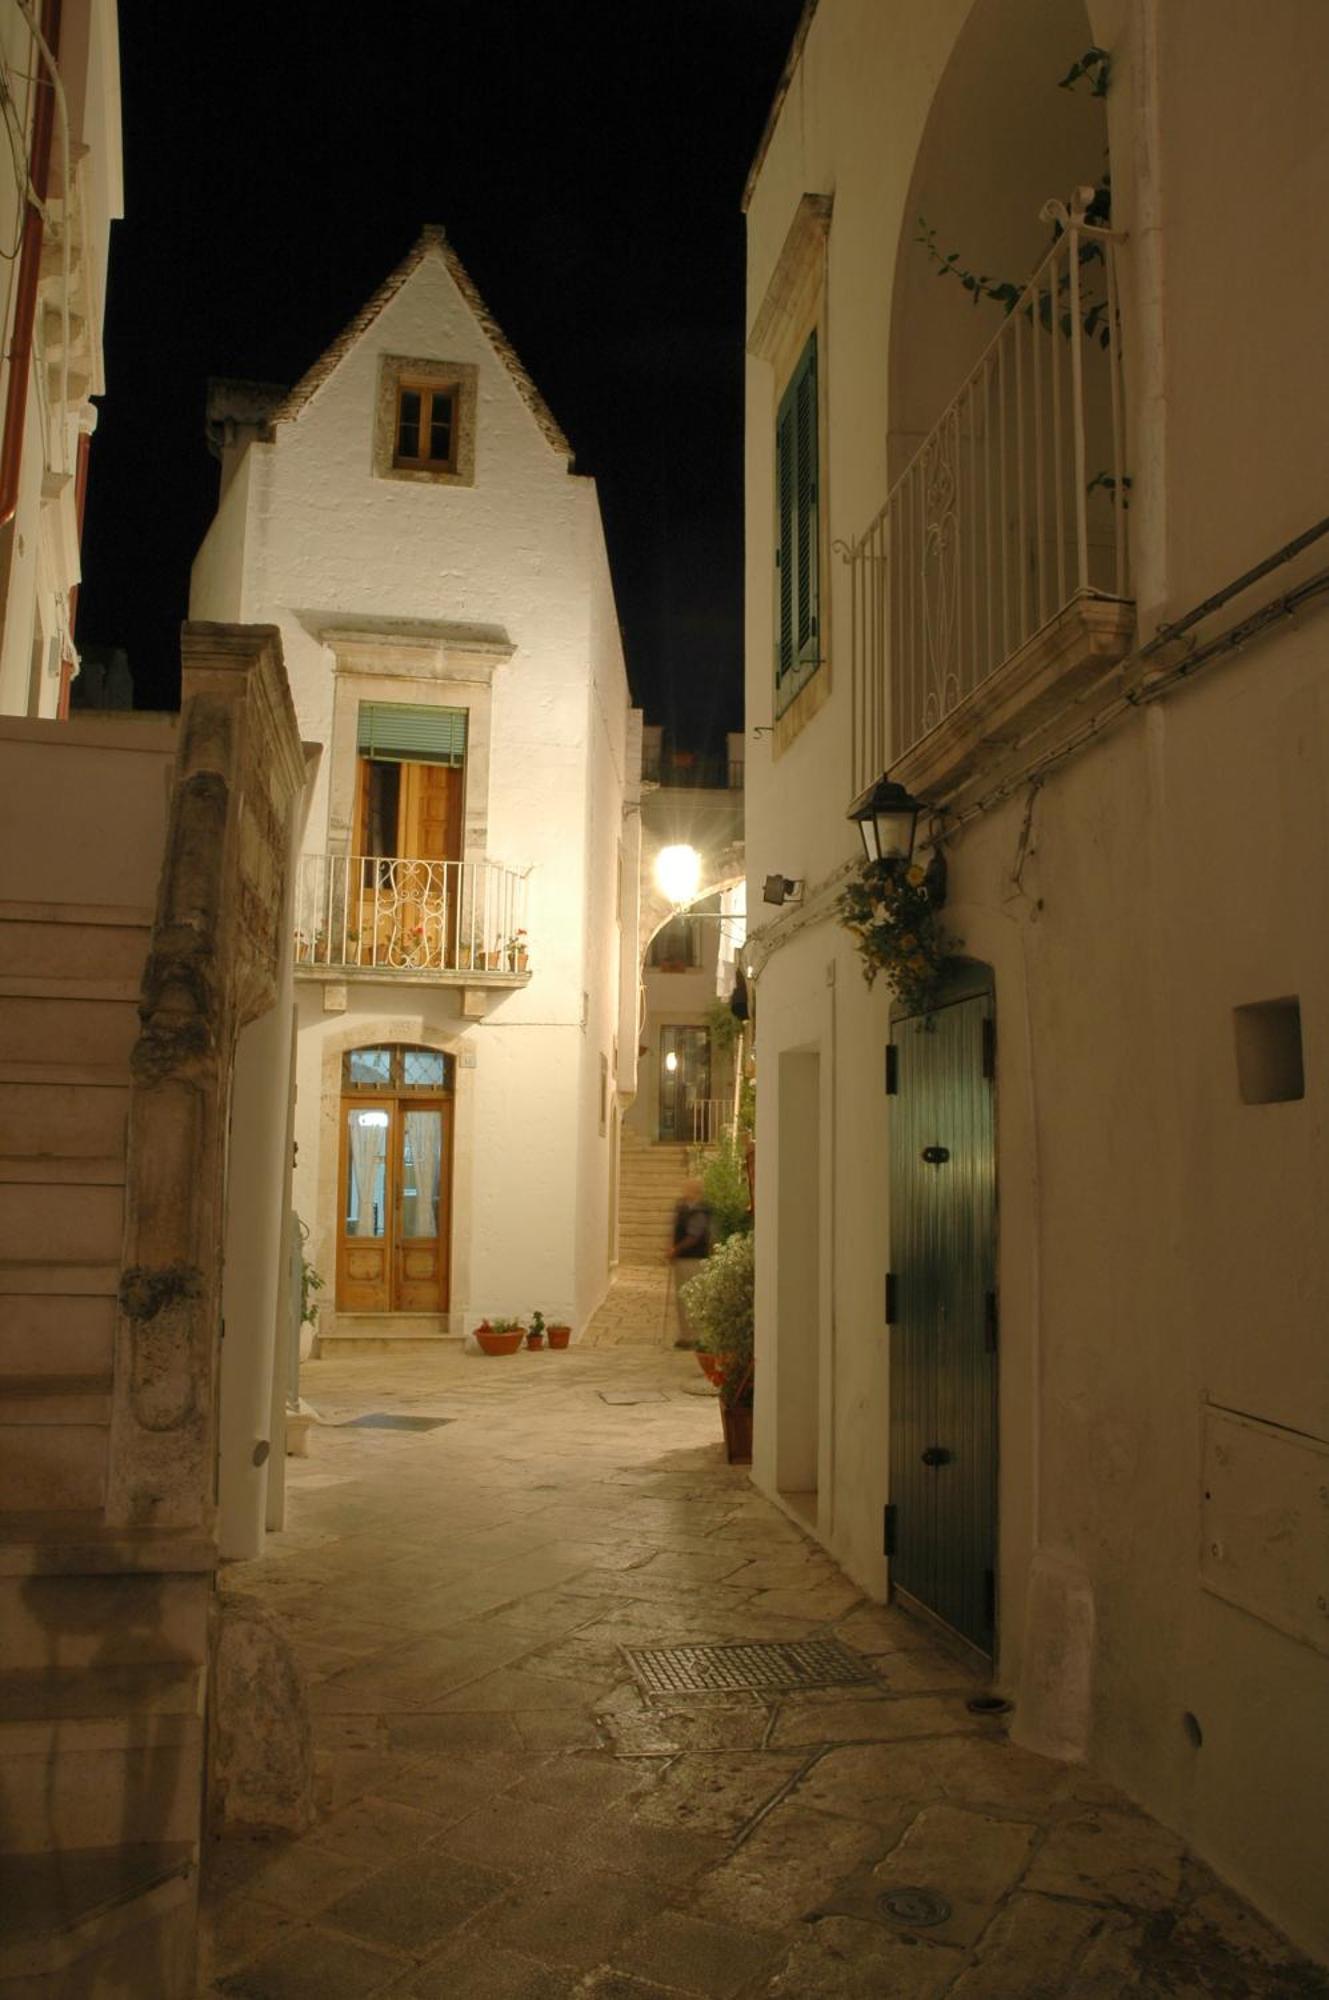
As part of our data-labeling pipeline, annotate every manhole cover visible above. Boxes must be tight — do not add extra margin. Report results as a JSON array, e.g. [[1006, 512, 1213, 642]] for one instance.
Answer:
[[340, 1413, 454, 1432], [879, 1888, 953, 1929], [598, 1390, 668, 1405], [624, 1638, 878, 1696]]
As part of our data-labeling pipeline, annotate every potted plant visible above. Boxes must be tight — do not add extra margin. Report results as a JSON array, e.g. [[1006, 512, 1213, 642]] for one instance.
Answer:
[[678, 1233, 754, 1463], [507, 927, 529, 972], [546, 1320, 572, 1350], [474, 1316, 523, 1357], [526, 1311, 546, 1351]]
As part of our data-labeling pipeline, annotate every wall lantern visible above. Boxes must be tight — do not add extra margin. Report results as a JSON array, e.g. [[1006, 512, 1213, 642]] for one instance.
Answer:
[[847, 777, 926, 868]]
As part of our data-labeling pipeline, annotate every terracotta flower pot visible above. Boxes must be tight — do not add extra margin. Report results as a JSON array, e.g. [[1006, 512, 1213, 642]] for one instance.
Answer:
[[475, 1324, 522, 1356], [697, 1350, 727, 1389], [526, 1331, 545, 1351], [546, 1324, 571, 1349]]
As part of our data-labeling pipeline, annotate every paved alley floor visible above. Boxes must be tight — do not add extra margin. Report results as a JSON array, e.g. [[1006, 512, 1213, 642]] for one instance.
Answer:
[[202, 1266, 1327, 1999]]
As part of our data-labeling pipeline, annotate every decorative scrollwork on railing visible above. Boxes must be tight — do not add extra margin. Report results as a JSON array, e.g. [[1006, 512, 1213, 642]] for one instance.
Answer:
[[293, 854, 529, 977]]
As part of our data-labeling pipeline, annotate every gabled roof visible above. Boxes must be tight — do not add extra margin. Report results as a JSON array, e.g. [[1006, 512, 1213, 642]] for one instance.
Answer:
[[269, 225, 572, 462]]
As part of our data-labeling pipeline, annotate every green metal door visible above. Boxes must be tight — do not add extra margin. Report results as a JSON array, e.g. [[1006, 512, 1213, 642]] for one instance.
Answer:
[[888, 985, 996, 1653]]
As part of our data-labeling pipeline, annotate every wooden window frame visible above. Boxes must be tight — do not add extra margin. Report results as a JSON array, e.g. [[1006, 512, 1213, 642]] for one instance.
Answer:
[[393, 379, 457, 473], [374, 355, 478, 487], [774, 331, 821, 718]]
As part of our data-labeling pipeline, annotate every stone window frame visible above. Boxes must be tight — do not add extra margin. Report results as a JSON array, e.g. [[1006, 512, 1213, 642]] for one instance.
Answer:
[[374, 354, 478, 487]]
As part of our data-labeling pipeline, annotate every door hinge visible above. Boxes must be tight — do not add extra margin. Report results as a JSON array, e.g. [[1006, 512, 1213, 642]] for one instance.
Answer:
[[885, 1042, 899, 1095], [985, 1290, 998, 1353], [984, 1567, 996, 1629], [884, 1504, 897, 1558], [885, 1271, 898, 1325], [982, 1016, 996, 1080]]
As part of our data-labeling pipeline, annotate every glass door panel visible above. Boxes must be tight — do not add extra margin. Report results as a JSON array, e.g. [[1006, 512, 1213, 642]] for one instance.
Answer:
[[659, 1027, 711, 1141], [337, 1099, 392, 1311], [395, 1101, 449, 1310]]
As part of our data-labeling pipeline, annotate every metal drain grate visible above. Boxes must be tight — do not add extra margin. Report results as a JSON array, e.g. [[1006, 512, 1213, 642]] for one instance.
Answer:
[[623, 1637, 877, 1696], [340, 1413, 454, 1432]]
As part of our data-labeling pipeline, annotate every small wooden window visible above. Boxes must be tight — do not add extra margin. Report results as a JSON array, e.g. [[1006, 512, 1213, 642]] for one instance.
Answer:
[[394, 381, 456, 472]]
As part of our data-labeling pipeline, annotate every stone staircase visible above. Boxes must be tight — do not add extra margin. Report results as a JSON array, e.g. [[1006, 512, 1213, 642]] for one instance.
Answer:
[[617, 1128, 692, 1265], [0, 717, 208, 1998]]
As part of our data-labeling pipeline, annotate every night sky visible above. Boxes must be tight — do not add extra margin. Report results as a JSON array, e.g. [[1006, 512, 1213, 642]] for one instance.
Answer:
[[75, 2, 807, 745]]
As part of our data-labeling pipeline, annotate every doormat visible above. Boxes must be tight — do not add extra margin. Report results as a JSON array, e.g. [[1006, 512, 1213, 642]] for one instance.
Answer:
[[340, 1413, 454, 1432], [623, 1637, 878, 1697], [598, 1390, 669, 1406]]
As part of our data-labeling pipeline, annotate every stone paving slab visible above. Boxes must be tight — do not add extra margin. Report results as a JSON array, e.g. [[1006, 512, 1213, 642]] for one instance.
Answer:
[[201, 1265, 1328, 1999]]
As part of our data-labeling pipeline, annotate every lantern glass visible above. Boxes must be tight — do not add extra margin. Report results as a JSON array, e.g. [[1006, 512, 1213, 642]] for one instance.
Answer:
[[849, 779, 922, 866]]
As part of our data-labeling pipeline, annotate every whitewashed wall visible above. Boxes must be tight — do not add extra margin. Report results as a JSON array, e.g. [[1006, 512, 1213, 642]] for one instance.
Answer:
[[745, 0, 1329, 1960], [191, 241, 635, 1338]]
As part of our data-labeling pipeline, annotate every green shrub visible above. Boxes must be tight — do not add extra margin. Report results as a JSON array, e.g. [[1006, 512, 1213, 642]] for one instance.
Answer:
[[700, 1134, 752, 1245], [680, 1232, 753, 1375]]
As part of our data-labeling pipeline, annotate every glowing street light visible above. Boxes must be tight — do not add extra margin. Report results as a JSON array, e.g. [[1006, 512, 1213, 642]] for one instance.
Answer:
[[654, 842, 702, 909]]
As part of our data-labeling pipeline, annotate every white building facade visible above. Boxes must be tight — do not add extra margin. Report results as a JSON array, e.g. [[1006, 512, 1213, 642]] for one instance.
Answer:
[[744, 0, 1329, 1960], [193, 227, 639, 1359], [0, 0, 122, 717]]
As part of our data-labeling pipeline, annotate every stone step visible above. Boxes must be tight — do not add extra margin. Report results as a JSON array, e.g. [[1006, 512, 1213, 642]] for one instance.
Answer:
[[0, 1721, 202, 1853], [315, 1333, 466, 1356], [0, 1421, 107, 1512], [0, 1515, 215, 1579], [0, 1842, 195, 1987], [0, 1261, 119, 1297], [0, 1184, 123, 1264], [0, 908, 149, 985], [0, 1570, 209, 1673], [0, 1661, 201, 1725], [0, 1376, 111, 1424], [0, 1155, 125, 1186], [0, 995, 139, 1071], [0, 1296, 114, 1377], [0, 1081, 129, 1161]]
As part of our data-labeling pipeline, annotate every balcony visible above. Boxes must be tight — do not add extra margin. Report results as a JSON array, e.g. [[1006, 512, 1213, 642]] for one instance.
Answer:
[[294, 854, 530, 983], [849, 196, 1135, 809]]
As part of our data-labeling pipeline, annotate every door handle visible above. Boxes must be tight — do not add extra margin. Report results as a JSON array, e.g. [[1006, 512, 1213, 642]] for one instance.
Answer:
[[921, 1145, 950, 1165], [921, 1445, 953, 1466]]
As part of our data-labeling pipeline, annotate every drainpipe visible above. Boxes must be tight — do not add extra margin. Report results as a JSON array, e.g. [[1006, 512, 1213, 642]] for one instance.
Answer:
[[0, 0, 62, 534]]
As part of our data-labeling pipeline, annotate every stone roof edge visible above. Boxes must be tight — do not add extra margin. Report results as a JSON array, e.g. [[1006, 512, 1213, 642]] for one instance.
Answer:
[[268, 225, 574, 463], [741, 0, 820, 215]]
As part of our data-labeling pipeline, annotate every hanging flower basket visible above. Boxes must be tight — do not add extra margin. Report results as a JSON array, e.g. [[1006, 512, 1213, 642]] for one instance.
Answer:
[[836, 854, 958, 1015]]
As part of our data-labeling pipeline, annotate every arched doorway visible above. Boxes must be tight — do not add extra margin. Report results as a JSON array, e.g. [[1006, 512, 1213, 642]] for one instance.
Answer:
[[336, 1043, 454, 1313]]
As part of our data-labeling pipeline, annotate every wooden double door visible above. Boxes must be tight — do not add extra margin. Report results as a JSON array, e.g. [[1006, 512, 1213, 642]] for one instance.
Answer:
[[337, 1047, 454, 1313]]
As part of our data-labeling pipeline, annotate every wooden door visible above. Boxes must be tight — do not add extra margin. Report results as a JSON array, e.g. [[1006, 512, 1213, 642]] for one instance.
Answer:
[[336, 1088, 451, 1314], [888, 986, 997, 1653], [659, 1026, 711, 1141], [394, 1099, 450, 1310]]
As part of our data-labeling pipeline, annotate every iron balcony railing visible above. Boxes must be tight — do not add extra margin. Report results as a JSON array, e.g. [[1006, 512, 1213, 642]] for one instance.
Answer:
[[689, 1098, 734, 1147], [849, 192, 1130, 790], [294, 854, 530, 975]]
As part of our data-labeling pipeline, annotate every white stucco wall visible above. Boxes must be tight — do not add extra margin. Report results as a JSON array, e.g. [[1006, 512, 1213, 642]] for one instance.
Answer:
[[192, 239, 635, 1338], [745, 0, 1329, 1960], [0, 0, 122, 719]]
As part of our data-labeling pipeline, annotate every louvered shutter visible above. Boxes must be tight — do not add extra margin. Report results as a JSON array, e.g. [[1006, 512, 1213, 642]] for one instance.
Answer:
[[773, 333, 819, 707], [356, 704, 467, 766]]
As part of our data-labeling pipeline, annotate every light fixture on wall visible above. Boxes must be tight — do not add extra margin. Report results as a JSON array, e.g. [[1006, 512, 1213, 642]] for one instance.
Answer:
[[847, 777, 926, 867], [762, 874, 803, 908]]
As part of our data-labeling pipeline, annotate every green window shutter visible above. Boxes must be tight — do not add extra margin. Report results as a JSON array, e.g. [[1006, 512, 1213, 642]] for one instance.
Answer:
[[774, 332, 819, 705], [776, 401, 795, 679], [356, 703, 468, 766], [795, 341, 818, 654]]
